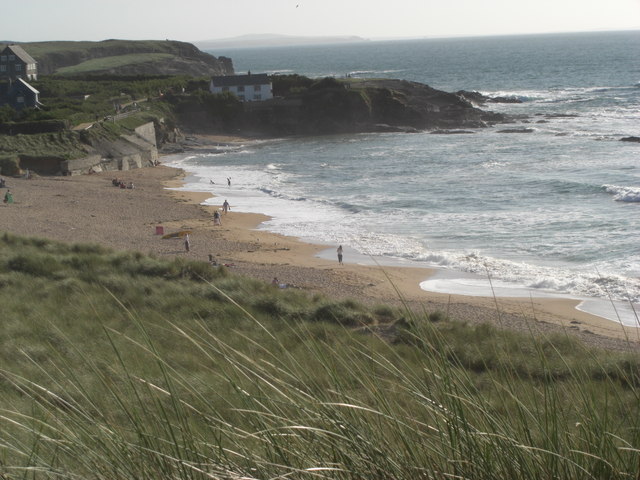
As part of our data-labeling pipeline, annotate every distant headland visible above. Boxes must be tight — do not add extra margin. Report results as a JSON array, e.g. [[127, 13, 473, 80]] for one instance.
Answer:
[[195, 33, 369, 50]]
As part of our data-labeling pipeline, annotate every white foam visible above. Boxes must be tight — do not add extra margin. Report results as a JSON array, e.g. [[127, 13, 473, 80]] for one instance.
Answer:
[[420, 269, 567, 299], [577, 299, 640, 327], [603, 184, 640, 203], [420, 269, 640, 327], [164, 141, 640, 327]]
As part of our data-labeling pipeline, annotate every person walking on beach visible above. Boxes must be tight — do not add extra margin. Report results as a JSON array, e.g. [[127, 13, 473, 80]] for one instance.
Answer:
[[213, 210, 222, 225], [184, 234, 191, 252], [337, 245, 343, 265], [222, 199, 230, 213], [3, 189, 13, 204]]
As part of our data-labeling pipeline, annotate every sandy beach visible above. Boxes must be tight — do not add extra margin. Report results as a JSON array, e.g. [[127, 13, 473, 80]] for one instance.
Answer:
[[2, 142, 639, 352]]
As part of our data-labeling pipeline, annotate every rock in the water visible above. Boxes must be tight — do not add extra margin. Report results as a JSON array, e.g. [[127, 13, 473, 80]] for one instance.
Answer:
[[497, 128, 534, 133]]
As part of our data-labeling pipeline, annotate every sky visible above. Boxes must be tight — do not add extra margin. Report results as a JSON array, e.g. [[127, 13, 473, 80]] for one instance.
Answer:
[[4, 0, 640, 43]]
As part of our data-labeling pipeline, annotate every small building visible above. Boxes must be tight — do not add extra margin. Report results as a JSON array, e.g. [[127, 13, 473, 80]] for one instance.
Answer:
[[0, 78, 41, 110], [0, 44, 38, 81], [210, 72, 273, 102]]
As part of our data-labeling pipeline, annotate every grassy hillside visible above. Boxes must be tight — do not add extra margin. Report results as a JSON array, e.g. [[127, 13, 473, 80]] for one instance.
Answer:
[[1, 232, 639, 479], [55, 53, 175, 75], [9, 39, 233, 76], [0, 129, 89, 159], [9, 40, 182, 58], [0, 75, 196, 167]]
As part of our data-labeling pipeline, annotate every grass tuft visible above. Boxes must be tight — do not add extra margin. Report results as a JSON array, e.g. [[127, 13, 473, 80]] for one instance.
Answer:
[[1, 233, 639, 479]]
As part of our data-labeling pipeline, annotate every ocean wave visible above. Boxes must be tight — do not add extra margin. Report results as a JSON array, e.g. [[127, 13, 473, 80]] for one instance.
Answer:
[[481, 89, 543, 102], [257, 187, 307, 202], [483, 85, 638, 107], [334, 201, 361, 214], [602, 184, 640, 202], [348, 69, 405, 77], [481, 160, 511, 169], [413, 249, 640, 303], [267, 69, 295, 75], [228, 149, 256, 155]]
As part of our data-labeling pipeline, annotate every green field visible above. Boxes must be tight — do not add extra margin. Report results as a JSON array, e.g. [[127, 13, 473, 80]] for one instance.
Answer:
[[1, 232, 639, 479], [10, 40, 183, 58], [55, 53, 175, 75]]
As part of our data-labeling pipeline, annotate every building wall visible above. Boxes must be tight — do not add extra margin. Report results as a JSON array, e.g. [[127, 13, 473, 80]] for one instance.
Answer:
[[134, 122, 158, 148], [61, 122, 159, 175], [210, 82, 273, 102], [0, 49, 37, 81], [0, 81, 39, 110]]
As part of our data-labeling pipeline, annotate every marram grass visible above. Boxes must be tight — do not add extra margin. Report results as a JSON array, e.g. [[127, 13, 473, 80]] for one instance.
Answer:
[[1, 232, 640, 479]]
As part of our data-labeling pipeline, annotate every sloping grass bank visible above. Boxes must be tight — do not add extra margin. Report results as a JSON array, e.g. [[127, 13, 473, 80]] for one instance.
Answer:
[[1, 233, 639, 479]]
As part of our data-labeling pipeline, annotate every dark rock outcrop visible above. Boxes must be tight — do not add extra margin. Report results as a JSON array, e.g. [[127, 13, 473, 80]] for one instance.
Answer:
[[497, 128, 535, 134], [206, 78, 513, 137], [620, 136, 640, 143]]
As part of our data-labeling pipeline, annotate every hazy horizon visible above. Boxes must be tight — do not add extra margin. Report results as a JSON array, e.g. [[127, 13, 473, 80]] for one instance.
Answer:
[[4, 0, 639, 44], [3, 28, 639, 49]]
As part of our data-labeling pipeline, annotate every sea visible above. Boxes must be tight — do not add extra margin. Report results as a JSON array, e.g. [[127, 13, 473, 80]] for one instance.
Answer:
[[165, 30, 640, 326]]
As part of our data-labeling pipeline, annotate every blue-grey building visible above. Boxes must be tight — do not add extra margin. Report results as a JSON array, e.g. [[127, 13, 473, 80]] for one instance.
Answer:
[[0, 77, 41, 110], [0, 44, 38, 81]]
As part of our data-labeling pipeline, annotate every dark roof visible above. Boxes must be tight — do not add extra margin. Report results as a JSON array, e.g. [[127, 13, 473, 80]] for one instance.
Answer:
[[16, 78, 39, 94], [211, 73, 270, 87], [1, 44, 37, 64]]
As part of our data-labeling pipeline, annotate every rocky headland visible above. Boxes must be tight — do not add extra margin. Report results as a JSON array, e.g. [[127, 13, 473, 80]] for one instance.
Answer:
[[10, 39, 233, 76], [173, 77, 513, 138]]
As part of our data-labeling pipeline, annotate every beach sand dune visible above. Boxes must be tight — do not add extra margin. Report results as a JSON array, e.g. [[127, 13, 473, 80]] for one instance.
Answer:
[[2, 160, 638, 351]]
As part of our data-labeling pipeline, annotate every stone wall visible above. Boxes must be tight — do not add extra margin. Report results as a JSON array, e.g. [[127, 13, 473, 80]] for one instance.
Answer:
[[61, 122, 158, 175], [134, 122, 157, 148]]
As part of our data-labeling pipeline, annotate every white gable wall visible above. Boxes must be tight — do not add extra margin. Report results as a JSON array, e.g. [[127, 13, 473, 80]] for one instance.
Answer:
[[210, 80, 273, 102]]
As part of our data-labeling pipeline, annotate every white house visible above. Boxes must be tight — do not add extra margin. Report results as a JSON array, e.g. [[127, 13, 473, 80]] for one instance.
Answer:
[[209, 72, 273, 102]]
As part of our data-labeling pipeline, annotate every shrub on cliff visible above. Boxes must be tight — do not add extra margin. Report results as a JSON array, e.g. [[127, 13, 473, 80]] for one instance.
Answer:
[[0, 155, 20, 175], [271, 74, 314, 96], [165, 90, 243, 132], [299, 78, 371, 132]]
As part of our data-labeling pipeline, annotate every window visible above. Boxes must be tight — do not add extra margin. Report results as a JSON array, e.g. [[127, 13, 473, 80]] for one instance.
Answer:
[[222, 86, 229, 92], [0, 55, 6, 62], [254, 85, 261, 92], [17, 96, 24, 103], [237, 85, 245, 92], [8, 55, 15, 61], [0, 65, 6, 72], [15, 64, 21, 71], [238, 95, 245, 101]]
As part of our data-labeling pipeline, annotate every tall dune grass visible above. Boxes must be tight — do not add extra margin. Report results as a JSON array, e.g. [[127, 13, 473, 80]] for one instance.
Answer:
[[1, 233, 639, 479]]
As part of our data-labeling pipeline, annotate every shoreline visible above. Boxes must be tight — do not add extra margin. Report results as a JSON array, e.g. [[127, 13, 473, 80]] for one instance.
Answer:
[[2, 137, 639, 350], [177, 177, 640, 346], [163, 137, 640, 347]]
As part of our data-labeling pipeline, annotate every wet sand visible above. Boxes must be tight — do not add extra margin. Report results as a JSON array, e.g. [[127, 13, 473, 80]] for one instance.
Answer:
[[2, 146, 639, 351]]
